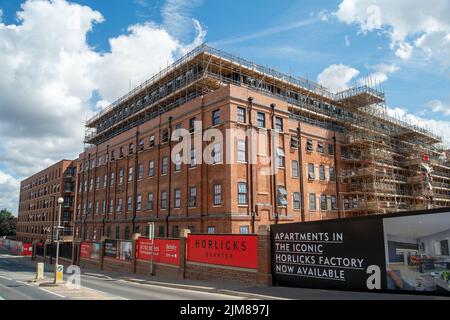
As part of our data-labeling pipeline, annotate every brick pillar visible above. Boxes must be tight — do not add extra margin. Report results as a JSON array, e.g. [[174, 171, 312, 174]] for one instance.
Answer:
[[178, 229, 190, 280], [99, 241, 105, 270], [132, 239, 137, 274], [256, 225, 272, 286]]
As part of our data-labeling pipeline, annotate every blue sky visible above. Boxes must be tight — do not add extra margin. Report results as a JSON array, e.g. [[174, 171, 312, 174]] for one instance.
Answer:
[[0, 0, 449, 213]]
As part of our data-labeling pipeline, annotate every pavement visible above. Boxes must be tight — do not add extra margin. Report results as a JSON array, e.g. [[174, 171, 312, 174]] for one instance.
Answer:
[[1, 249, 449, 300]]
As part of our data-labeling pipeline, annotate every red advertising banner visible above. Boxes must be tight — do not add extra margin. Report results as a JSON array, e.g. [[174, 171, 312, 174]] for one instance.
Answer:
[[80, 242, 91, 258], [136, 238, 180, 265], [21, 243, 32, 256], [187, 235, 258, 269]]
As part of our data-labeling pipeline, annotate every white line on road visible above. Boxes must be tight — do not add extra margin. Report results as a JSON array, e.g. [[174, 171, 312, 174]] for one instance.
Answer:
[[0, 276, 12, 281], [16, 280, 34, 287], [38, 288, 66, 298], [84, 273, 113, 280]]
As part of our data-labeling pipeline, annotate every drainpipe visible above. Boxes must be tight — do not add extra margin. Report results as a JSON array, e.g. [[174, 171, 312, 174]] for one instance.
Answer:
[[103, 145, 109, 237], [333, 135, 342, 219], [270, 103, 279, 224], [297, 125, 305, 222], [166, 117, 173, 237], [248, 97, 256, 234], [132, 130, 139, 236]]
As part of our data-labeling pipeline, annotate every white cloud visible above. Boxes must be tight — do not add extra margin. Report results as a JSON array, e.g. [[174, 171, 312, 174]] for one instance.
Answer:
[[334, 0, 450, 68], [0, 0, 206, 212], [359, 63, 399, 85], [427, 100, 450, 116], [161, 0, 203, 42], [317, 64, 360, 92], [0, 171, 20, 215], [345, 35, 351, 47]]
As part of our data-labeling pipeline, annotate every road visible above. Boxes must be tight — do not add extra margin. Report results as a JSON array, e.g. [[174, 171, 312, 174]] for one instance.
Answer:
[[0, 252, 249, 300]]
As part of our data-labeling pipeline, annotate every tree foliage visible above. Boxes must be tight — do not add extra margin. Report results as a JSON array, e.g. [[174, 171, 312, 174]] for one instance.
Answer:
[[0, 209, 17, 236]]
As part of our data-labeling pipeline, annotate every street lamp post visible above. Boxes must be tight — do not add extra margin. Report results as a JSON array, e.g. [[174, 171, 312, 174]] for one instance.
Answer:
[[54, 197, 64, 284]]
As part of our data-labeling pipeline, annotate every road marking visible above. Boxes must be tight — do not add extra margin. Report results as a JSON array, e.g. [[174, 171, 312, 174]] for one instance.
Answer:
[[16, 281, 34, 287], [84, 273, 113, 280], [0, 276, 12, 281], [38, 288, 66, 298]]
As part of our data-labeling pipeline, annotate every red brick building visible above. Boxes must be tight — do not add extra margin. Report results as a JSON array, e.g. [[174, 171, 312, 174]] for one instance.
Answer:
[[73, 45, 449, 241], [16, 160, 77, 242]]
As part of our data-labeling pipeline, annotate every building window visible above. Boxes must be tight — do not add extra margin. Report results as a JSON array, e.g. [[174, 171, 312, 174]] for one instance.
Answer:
[[147, 193, 153, 210], [317, 142, 324, 153], [213, 184, 222, 206], [111, 150, 115, 160], [212, 109, 220, 126], [189, 117, 196, 133], [119, 169, 124, 185], [190, 149, 197, 167], [129, 143, 134, 154], [237, 139, 246, 162], [293, 192, 301, 210], [127, 196, 132, 211], [321, 194, 328, 211], [277, 148, 285, 168], [174, 153, 181, 172], [117, 198, 123, 212], [161, 191, 167, 209], [172, 226, 180, 238], [115, 226, 120, 239], [308, 163, 315, 180], [309, 193, 316, 211], [136, 194, 142, 211], [306, 139, 313, 152], [161, 157, 168, 175], [275, 117, 283, 132], [213, 143, 222, 164], [90, 178, 94, 191], [128, 167, 133, 182], [189, 187, 197, 207], [119, 147, 124, 158], [319, 165, 326, 181], [207, 226, 216, 234], [102, 200, 106, 214], [329, 167, 336, 181], [238, 182, 247, 205], [331, 195, 338, 210], [109, 199, 114, 214], [149, 135, 155, 147], [149, 160, 155, 177], [103, 174, 108, 188], [106, 226, 111, 238], [139, 139, 144, 151], [162, 129, 169, 143], [277, 186, 287, 207], [110, 172, 115, 187], [328, 143, 334, 155], [237, 107, 246, 123], [125, 226, 130, 240], [158, 226, 165, 237], [290, 136, 299, 148], [292, 160, 299, 178], [95, 201, 99, 215], [240, 226, 249, 234], [174, 189, 181, 208], [138, 163, 144, 180], [257, 112, 265, 128]]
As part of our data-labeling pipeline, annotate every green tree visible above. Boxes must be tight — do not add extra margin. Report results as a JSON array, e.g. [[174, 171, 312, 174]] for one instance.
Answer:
[[0, 209, 17, 236]]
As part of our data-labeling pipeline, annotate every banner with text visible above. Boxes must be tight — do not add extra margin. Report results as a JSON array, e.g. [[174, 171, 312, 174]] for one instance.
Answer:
[[187, 235, 258, 269], [137, 238, 180, 266], [271, 209, 450, 296]]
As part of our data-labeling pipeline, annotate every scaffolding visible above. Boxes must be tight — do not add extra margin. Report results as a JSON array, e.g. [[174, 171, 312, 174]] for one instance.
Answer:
[[83, 44, 450, 216]]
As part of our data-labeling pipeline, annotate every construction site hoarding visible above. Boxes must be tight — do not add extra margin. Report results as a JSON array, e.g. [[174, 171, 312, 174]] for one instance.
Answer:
[[271, 208, 450, 296]]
